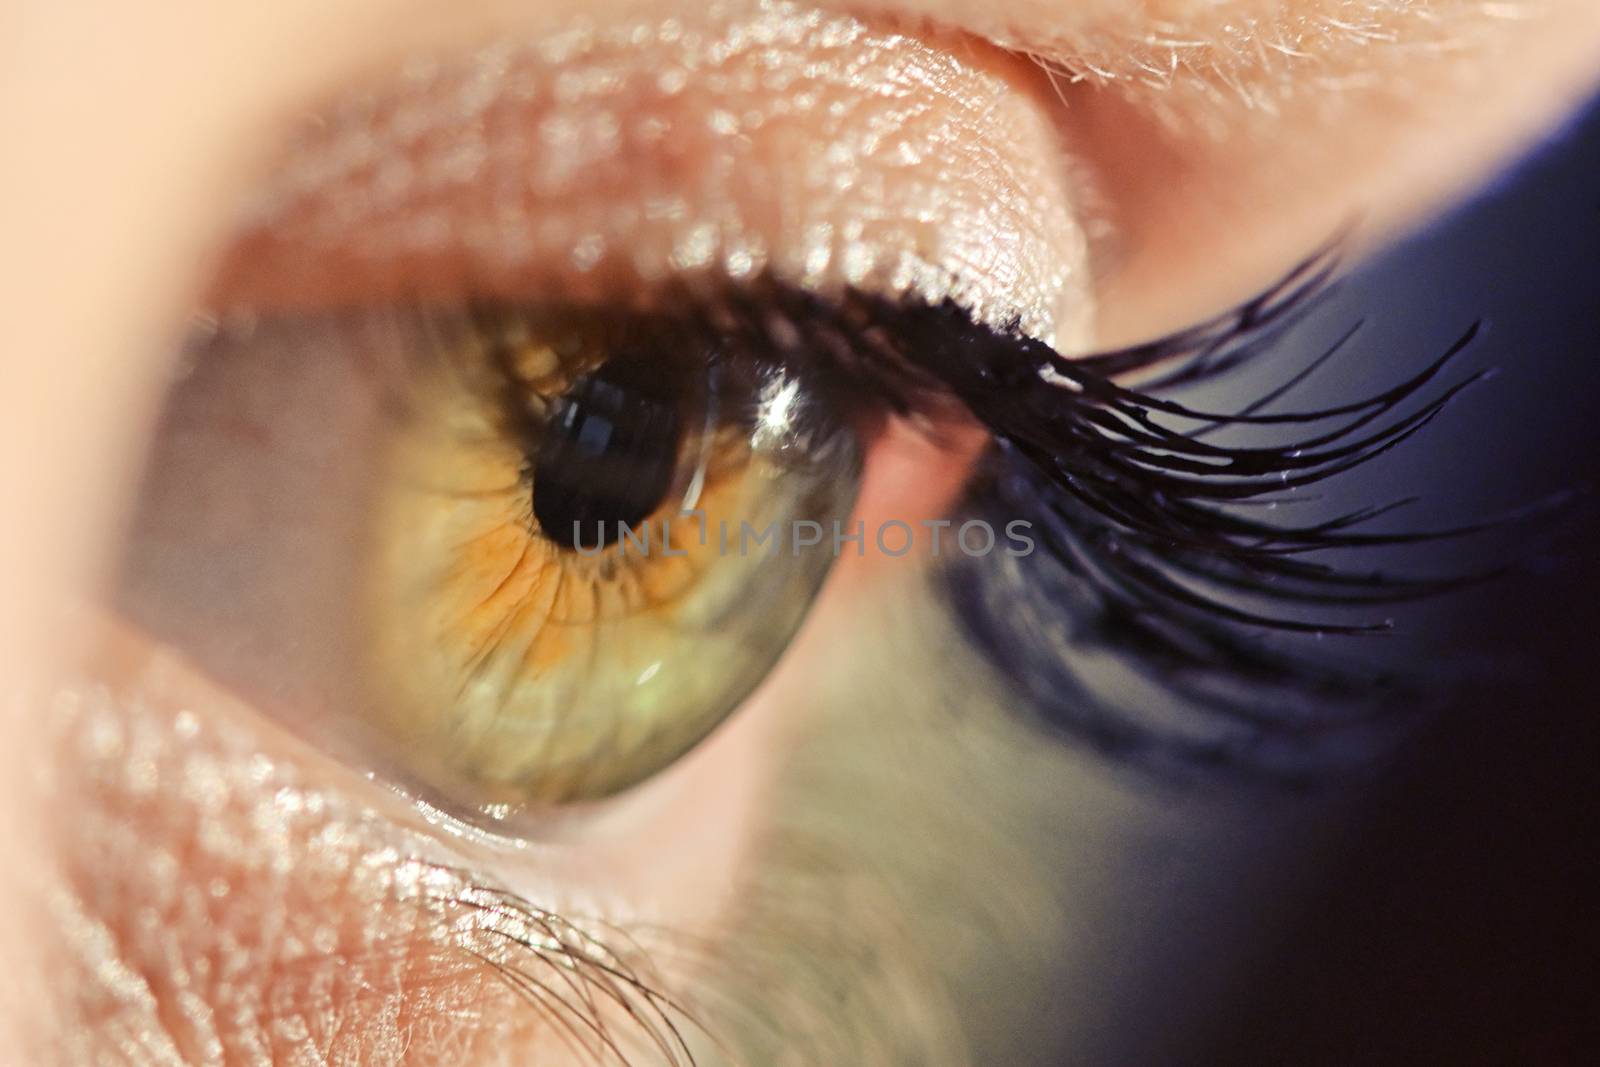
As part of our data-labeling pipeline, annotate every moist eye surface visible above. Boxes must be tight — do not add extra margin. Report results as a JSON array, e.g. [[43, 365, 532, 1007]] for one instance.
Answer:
[[120, 296, 866, 814]]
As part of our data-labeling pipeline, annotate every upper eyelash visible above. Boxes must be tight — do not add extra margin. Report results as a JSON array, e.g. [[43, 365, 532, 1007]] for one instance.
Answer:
[[703, 245, 1502, 629], [928, 257, 1501, 635], [669, 250, 1537, 779], [898, 250, 1571, 779]]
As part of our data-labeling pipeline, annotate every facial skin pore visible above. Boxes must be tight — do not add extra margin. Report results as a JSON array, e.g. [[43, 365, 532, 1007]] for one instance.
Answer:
[[3, 1, 1599, 1063]]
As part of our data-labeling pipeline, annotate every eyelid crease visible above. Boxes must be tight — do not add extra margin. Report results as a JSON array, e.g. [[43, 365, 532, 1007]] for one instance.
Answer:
[[868, 0, 1584, 108]]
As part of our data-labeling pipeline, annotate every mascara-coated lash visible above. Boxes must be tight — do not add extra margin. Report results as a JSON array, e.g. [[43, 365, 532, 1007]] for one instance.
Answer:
[[682, 253, 1512, 781]]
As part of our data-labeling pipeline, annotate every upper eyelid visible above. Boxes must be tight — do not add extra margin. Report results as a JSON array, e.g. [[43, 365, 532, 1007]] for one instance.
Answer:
[[196, 0, 1600, 358], [203, 6, 1097, 348]]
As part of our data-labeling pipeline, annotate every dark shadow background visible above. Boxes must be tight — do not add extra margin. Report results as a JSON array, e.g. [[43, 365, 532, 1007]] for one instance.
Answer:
[[1201, 93, 1600, 1065]]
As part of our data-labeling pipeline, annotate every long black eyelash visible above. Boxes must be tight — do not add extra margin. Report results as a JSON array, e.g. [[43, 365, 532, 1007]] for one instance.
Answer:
[[949, 315, 1499, 636], [690, 247, 1532, 778], [710, 243, 1493, 628]]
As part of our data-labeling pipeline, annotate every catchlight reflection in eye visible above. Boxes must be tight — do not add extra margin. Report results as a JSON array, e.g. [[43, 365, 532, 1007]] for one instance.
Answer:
[[364, 304, 861, 807]]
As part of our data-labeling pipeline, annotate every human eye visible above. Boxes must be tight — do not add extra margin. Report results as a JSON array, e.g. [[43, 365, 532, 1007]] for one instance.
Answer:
[[108, 8, 1087, 826], [123, 293, 875, 809], [14, 1, 1600, 1064]]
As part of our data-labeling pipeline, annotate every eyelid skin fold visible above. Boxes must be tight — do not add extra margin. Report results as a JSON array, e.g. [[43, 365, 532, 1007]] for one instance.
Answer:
[[206, 1, 1096, 351]]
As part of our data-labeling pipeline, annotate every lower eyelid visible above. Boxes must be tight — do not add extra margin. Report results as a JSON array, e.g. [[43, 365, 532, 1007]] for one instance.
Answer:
[[50, 614, 756, 1062], [52, 630, 530, 1061]]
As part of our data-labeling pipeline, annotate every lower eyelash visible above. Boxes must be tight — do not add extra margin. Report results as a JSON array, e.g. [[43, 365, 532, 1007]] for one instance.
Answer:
[[435, 875, 705, 1066]]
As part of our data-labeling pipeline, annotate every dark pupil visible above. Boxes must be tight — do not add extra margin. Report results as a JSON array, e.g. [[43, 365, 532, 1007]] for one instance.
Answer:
[[532, 353, 684, 550]]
